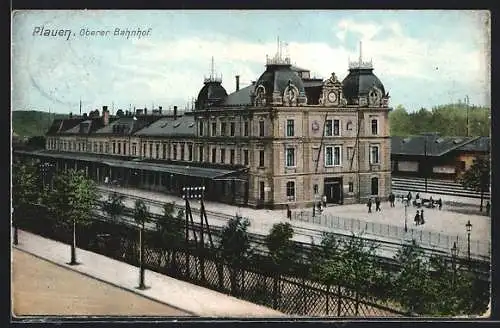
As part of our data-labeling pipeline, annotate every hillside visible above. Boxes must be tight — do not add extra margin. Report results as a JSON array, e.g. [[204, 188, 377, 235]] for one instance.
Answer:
[[12, 111, 66, 138]]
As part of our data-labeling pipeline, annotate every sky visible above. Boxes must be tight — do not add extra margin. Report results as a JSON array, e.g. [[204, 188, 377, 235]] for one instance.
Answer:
[[12, 10, 490, 115]]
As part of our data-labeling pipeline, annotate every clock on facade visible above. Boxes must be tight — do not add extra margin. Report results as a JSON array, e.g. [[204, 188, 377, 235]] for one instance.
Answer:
[[327, 91, 337, 103]]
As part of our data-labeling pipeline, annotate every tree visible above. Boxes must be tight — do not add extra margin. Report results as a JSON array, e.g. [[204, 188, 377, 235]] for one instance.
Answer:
[[102, 192, 126, 222], [134, 199, 149, 289], [393, 240, 434, 314], [458, 156, 490, 211], [265, 222, 295, 269], [219, 215, 252, 294], [46, 169, 97, 265], [12, 162, 40, 245], [155, 202, 185, 273], [341, 234, 379, 314]]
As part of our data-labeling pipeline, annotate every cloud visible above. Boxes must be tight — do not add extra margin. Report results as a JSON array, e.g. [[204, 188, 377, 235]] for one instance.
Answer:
[[12, 16, 489, 113]]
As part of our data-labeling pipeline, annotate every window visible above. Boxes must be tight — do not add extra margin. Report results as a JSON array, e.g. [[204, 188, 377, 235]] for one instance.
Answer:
[[286, 148, 295, 167], [286, 181, 296, 201], [141, 143, 146, 157], [211, 122, 217, 136], [244, 150, 249, 166], [348, 182, 354, 193], [173, 144, 177, 160], [371, 119, 378, 135], [188, 144, 193, 161], [221, 122, 227, 136], [259, 120, 265, 137], [123, 142, 128, 155], [93, 143, 97, 153], [99, 142, 103, 153], [244, 121, 249, 136], [199, 122, 204, 136], [230, 122, 235, 136], [325, 119, 340, 136], [220, 148, 226, 163], [149, 144, 153, 158], [132, 143, 137, 156], [180, 144, 185, 160], [230, 149, 235, 164], [370, 145, 380, 164], [371, 177, 379, 195], [212, 148, 216, 163], [325, 146, 341, 166], [105, 142, 110, 154], [156, 144, 160, 159], [259, 150, 265, 167], [199, 146, 204, 162], [162, 144, 166, 159], [119, 142, 124, 155], [286, 119, 295, 137]]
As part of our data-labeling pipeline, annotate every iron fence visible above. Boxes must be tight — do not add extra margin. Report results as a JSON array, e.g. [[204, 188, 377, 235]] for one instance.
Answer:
[[292, 211, 490, 260], [17, 205, 407, 317]]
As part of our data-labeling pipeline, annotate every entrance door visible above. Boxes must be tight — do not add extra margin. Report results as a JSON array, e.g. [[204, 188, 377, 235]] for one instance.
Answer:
[[324, 177, 343, 204], [259, 181, 265, 201]]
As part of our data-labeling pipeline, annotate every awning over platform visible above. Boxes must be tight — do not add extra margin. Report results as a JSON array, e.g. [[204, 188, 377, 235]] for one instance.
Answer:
[[15, 149, 247, 180]]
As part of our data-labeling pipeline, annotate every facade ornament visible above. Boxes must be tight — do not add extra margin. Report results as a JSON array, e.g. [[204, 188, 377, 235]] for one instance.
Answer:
[[283, 80, 299, 106], [368, 86, 382, 107], [255, 85, 266, 106]]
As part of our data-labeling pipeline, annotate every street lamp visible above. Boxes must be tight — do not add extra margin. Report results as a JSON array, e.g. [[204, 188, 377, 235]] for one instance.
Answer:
[[451, 241, 458, 287], [404, 197, 408, 232], [466, 220, 472, 261], [423, 136, 428, 193]]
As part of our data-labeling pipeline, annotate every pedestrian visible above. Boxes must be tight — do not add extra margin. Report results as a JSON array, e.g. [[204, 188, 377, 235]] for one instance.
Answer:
[[438, 198, 443, 210], [375, 197, 381, 212], [322, 194, 327, 208], [286, 204, 291, 220], [486, 201, 491, 215], [390, 193, 395, 207], [407, 191, 412, 203], [420, 209, 425, 225], [429, 196, 434, 208], [367, 198, 372, 213], [414, 210, 420, 225]]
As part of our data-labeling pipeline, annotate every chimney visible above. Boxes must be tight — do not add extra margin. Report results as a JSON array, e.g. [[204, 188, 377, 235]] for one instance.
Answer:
[[159, 106, 162, 115], [144, 107, 148, 116], [102, 106, 109, 126], [235, 75, 240, 91], [69, 112, 73, 118], [173, 106, 178, 120]]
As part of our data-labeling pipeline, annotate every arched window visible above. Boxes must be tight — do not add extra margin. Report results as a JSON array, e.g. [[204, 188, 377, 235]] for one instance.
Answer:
[[371, 177, 379, 195], [286, 181, 295, 202]]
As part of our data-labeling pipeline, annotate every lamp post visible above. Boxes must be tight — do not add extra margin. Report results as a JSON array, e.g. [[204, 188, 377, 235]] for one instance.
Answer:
[[451, 241, 458, 288], [423, 136, 428, 193], [466, 220, 472, 261], [404, 197, 408, 232]]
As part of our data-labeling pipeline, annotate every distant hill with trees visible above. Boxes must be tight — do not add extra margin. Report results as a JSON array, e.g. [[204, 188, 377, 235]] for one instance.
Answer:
[[12, 110, 66, 138], [389, 103, 490, 137]]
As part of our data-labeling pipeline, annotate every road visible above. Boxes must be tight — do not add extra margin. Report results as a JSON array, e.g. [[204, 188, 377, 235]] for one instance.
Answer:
[[12, 249, 191, 316]]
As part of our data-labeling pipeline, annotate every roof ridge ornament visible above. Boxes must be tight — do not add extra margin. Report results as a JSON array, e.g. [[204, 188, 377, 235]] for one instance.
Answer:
[[204, 56, 223, 83], [348, 40, 373, 69], [266, 36, 291, 66]]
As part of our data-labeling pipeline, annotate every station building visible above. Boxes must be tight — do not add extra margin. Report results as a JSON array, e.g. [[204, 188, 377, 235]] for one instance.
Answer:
[[15, 48, 392, 209]]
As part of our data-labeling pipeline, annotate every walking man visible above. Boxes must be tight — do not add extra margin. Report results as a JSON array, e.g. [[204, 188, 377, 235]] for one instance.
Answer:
[[322, 194, 327, 208], [420, 209, 425, 225], [286, 204, 291, 220], [367, 198, 372, 213], [389, 193, 395, 207], [414, 210, 420, 225], [375, 197, 381, 212], [486, 201, 491, 215]]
